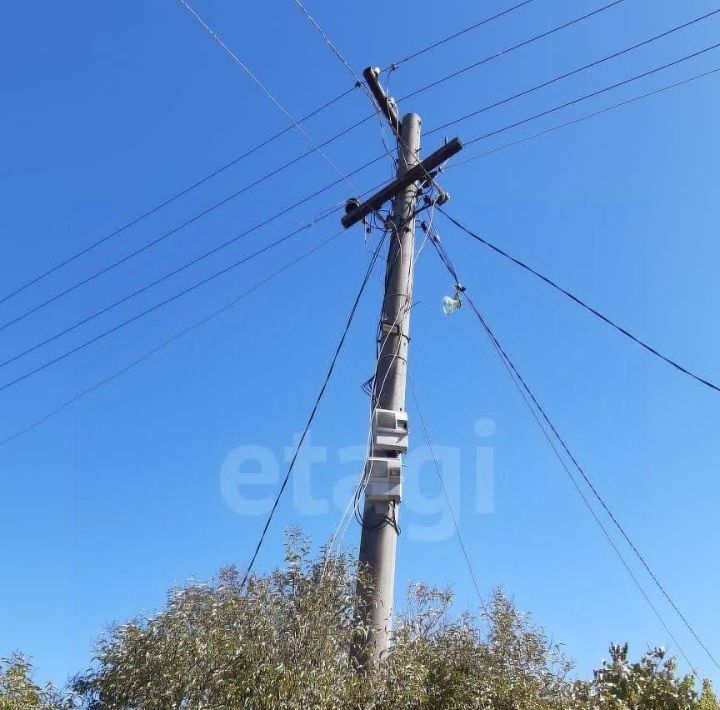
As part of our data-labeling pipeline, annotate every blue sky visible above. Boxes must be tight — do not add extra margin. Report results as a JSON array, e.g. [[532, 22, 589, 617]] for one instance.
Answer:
[[1, 0, 719, 690]]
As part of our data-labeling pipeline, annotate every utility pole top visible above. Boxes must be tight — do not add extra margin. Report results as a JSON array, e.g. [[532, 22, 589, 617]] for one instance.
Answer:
[[342, 67, 462, 231]]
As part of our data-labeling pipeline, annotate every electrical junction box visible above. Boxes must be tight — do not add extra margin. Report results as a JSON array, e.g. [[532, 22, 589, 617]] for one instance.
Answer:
[[372, 409, 409, 454], [364, 456, 403, 503]]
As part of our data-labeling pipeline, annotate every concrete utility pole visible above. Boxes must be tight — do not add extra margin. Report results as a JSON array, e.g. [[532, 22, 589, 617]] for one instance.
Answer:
[[357, 111, 421, 666], [341, 67, 462, 669]]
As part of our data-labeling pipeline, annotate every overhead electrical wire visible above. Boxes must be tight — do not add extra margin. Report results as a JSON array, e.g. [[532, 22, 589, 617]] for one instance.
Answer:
[[408, 377, 484, 602], [438, 209, 720, 395], [446, 65, 720, 168], [290, 0, 401, 174], [421, 7, 720, 137], [0, 143, 389, 334], [427, 230, 720, 673], [384, 0, 537, 70], [179, 0, 356, 192], [0, 232, 341, 449], [0, 0, 629, 308], [446, 41, 720, 142], [292, 0, 364, 86], [399, 0, 628, 102], [0, 216, 347, 395], [0, 160, 400, 391], [0, 91, 356, 313], [453, 291, 696, 671], [240, 232, 387, 588], [0, 207, 337, 371], [0, 161, 398, 373], [9, 17, 715, 371]]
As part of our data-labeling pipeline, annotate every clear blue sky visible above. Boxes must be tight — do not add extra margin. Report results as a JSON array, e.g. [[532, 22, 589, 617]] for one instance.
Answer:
[[1, 0, 719, 690]]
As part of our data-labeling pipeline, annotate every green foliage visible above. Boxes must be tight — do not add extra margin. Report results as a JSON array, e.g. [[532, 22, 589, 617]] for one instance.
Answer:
[[3, 533, 718, 709], [699, 680, 720, 710], [584, 642, 710, 710], [0, 654, 66, 710]]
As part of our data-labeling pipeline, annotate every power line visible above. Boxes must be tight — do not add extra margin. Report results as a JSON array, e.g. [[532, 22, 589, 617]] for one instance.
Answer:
[[427, 231, 720, 672], [0, 0, 629, 311], [240, 232, 387, 588], [0, 154, 397, 391], [386, 0, 537, 70], [454, 41, 720, 143], [0, 0, 537, 308], [408, 377, 483, 602], [292, 0, 364, 85], [452, 294, 696, 672], [446, 65, 720, 168], [0, 216, 348, 395], [0, 93, 355, 313], [291, 0, 404, 173], [422, 7, 720, 138], [438, 209, 720, 395], [0, 233, 341, 449], [464, 291, 718, 673], [0, 158, 397, 372], [0, 0, 637, 315], [179, 0, 356, 192], [0, 206, 337, 371], [0, 141, 387, 334], [399, 0, 627, 103]]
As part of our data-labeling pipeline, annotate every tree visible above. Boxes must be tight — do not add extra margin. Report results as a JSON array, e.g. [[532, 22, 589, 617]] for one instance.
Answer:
[[4, 533, 717, 708], [699, 680, 720, 710], [0, 654, 66, 710], [578, 642, 719, 710], [71, 533, 577, 709]]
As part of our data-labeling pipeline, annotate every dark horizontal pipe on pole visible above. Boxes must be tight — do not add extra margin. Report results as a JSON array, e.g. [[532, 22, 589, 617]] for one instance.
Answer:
[[342, 138, 463, 229]]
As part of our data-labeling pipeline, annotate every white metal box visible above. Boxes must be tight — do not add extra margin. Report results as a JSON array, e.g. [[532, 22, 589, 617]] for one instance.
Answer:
[[372, 408, 409, 454], [364, 456, 403, 503]]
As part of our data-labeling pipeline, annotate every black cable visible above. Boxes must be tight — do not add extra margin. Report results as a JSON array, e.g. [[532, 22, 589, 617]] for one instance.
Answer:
[[399, 0, 627, 103], [439, 209, 720, 395], [453, 293, 696, 671], [384, 0, 537, 70], [0, 116, 383, 334], [428, 232, 720, 672], [423, 7, 720, 138], [0, 86, 357, 308], [448, 65, 720, 168], [466, 291, 720, 673], [454, 41, 720, 143], [419, 300, 694, 667], [240, 232, 387, 588], [0, 216, 347, 395], [0, 233, 341, 449]]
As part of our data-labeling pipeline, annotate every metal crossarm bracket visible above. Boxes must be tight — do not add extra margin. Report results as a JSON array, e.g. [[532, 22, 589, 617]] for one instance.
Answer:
[[341, 138, 463, 228]]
